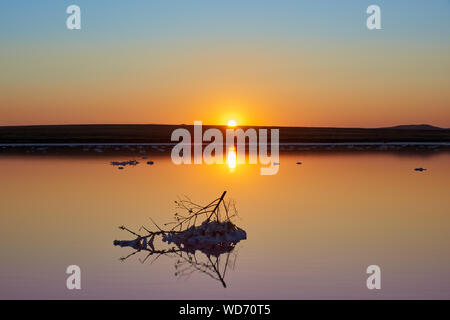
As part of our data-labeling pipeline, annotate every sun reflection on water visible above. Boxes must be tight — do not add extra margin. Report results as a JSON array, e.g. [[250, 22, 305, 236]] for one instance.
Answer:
[[227, 146, 237, 171]]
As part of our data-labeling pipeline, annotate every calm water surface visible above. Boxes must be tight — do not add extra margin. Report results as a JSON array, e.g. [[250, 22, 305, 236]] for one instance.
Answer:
[[0, 152, 449, 299]]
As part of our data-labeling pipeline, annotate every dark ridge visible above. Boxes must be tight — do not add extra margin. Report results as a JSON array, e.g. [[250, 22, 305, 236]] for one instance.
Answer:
[[0, 124, 449, 144]]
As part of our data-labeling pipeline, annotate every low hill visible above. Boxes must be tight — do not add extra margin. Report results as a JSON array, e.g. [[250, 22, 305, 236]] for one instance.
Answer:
[[383, 124, 443, 130]]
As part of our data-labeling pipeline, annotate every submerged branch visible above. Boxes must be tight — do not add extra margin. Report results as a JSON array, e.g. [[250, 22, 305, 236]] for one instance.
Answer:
[[113, 191, 246, 288]]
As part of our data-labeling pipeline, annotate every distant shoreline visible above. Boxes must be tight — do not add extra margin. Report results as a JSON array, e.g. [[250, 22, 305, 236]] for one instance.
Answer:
[[0, 124, 449, 144]]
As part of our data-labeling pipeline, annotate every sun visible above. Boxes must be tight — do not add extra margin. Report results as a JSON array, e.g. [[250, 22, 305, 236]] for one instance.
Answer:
[[227, 120, 237, 127]]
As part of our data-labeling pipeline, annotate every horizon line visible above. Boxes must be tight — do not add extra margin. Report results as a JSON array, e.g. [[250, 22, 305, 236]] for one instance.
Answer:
[[0, 123, 447, 130]]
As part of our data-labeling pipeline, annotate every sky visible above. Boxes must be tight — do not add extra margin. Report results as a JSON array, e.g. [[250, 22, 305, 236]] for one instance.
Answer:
[[0, 0, 449, 127]]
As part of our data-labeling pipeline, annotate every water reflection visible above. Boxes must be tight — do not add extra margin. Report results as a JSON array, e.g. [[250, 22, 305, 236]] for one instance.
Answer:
[[227, 146, 237, 170], [113, 191, 246, 288], [2, 153, 450, 298]]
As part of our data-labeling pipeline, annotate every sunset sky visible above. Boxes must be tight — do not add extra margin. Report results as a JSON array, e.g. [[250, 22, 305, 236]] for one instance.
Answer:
[[0, 0, 449, 127]]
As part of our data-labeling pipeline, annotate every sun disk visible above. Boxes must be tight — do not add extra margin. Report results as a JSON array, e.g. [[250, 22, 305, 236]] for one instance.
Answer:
[[228, 120, 237, 127]]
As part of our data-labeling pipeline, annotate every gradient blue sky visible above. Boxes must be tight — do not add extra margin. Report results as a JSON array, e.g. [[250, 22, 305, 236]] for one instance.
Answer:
[[0, 1, 449, 127]]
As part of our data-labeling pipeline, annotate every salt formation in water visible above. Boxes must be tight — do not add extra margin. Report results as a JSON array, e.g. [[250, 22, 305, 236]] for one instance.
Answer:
[[162, 220, 246, 256], [111, 159, 139, 167], [110, 159, 155, 168]]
